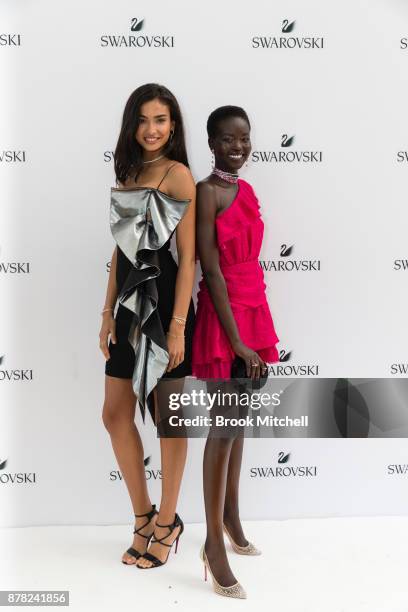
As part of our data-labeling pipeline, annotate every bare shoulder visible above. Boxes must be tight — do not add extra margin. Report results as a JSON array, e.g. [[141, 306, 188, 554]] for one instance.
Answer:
[[168, 161, 193, 181], [166, 162, 195, 200], [196, 177, 217, 203], [195, 178, 218, 220]]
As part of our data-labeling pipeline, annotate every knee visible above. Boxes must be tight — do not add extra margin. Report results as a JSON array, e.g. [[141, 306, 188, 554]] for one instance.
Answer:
[[205, 437, 233, 455], [102, 401, 133, 433]]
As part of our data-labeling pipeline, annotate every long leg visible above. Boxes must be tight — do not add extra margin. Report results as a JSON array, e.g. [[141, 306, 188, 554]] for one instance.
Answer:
[[202, 381, 240, 587], [223, 436, 249, 546], [136, 379, 188, 568], [102, 375, 155, 563], [203, 436, 240, 586]]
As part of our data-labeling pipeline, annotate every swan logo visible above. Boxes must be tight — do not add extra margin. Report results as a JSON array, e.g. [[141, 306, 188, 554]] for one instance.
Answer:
[[280, 244, 293, 256], [249, 451, 318, 478], [259, 244, 321, 273], [110, 455, 162, 481], [251, 20, 324, 50], [279, 349, 292, 363], [0, 355, 33, 382], [0, 151, 26, 163], [281, 134, 295, 148], [282, 20, 296, 34], [100, 17, 175, 48], [131, 18, 144, 31], [267, 349, 319, 377], [0, 34, 21, 46], [0, 458, 37, 485], [252, 134, 323, 164], [278, 451, 290, 462]]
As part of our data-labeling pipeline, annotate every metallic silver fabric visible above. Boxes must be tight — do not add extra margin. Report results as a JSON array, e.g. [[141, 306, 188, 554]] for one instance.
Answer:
[[110, 187, 191, 421]]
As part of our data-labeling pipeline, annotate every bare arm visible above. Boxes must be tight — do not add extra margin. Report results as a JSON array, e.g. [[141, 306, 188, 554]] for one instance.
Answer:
[[196, 182, 241, 345], [196, 181, 265, 378], [104, 246, 118, 311], [99, 247, 118, 359], [165, 164, 196, 371]]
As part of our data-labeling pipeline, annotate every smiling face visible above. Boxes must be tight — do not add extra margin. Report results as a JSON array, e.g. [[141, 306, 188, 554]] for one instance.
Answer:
[[210, 116, 252, 173], [135, 98, 175, 156]]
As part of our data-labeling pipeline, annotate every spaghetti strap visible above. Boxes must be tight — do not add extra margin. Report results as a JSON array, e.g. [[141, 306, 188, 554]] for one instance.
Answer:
[[157, 163, 179, 190]]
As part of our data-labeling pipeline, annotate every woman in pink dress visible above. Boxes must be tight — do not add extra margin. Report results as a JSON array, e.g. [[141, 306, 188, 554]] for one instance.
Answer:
[[192, 106, 279, 598]]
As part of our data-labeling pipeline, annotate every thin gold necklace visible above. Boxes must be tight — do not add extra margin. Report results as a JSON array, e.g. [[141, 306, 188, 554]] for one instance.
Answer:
[[143, 153, 165, 164]]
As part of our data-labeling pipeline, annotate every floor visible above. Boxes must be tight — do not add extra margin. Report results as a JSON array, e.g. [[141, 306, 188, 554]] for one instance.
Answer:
[[1, 517, 407, 611]]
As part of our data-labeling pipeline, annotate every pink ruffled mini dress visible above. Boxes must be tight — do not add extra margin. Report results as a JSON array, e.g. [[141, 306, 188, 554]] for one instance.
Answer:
[[192, 178, 279, 379]]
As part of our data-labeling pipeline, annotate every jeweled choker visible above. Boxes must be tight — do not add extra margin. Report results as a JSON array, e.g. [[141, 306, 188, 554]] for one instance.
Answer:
[[212, 167, 239, 184]]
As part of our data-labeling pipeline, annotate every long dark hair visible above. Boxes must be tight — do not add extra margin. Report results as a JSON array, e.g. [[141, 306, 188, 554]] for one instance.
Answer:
[[114, 83, 189, 184]]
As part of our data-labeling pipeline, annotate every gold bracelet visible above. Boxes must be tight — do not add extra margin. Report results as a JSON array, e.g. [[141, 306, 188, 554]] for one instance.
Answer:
[[166, 332, 185, 338], [172, 315, 186, 325], [101, 307, 113, 315]]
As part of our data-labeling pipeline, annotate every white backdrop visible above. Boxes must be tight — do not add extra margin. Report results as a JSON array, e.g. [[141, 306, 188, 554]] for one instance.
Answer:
[[1, 0, 407, 527]]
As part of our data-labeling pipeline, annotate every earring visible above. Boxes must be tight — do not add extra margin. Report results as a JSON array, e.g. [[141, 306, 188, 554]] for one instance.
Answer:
[[211, 149, 215, 169], [169, 128, 174, 144]]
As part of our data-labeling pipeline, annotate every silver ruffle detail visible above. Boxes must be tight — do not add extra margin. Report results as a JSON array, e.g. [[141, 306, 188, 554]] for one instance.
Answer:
[[110, 187, 191, 421]]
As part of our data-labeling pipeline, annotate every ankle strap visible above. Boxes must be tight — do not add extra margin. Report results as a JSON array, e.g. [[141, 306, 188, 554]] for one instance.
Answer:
[[151, 513, 183, 547], [134, 504, 157, 521], [155, 513, 181, 531]]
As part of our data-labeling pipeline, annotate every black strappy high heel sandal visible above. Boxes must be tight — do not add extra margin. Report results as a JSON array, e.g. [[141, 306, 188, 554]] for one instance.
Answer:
[[136, 513, 184, 569], [122, 504, 158, 564]]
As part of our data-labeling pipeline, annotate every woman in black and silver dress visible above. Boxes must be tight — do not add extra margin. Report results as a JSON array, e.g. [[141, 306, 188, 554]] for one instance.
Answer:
[[99, 83, 196, 569]]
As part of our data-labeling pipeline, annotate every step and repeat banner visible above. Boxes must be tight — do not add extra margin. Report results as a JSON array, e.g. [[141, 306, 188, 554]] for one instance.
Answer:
[[1, 0, 407, 526]]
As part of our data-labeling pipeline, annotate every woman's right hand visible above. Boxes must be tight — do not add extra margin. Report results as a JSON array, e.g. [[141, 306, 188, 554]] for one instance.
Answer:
[[232, 340, 267, 380], [99, 312, 116, 360]]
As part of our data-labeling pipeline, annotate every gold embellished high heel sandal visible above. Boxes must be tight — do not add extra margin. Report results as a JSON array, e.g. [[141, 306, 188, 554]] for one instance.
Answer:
[[223, 523, 261, 556], [122, 504, 158, 564], [199, 545, 247, 599]]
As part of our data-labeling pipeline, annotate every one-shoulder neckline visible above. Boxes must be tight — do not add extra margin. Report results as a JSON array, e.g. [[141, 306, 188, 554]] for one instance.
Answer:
[[215, 178, 242, 220], [111, 185, 191, 203]]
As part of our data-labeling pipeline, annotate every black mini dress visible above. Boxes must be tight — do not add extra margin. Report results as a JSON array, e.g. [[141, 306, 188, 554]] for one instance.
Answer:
[[105, 165, 195, 422]]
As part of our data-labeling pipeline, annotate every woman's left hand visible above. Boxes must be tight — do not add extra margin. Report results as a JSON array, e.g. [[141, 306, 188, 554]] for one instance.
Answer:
[[166, 327, 185, 372]]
